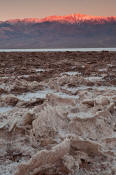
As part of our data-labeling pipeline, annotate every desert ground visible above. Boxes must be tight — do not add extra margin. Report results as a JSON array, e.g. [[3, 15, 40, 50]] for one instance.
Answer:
[[0, 51, 116, 175]]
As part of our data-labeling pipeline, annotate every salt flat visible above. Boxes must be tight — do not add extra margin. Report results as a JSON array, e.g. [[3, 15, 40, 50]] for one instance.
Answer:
[[0, 51, 116, 175]]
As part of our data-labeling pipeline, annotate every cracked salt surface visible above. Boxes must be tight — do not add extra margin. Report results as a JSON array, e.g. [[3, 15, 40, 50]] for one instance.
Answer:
[[18, 75, 30, 78], [107, 64, 113, 68], [94, 86, 116, 91], [63, 85, 116, 93], [17, 89, 54, 101], [76, 112, 94, 118], [0, 106, 13, 113], [55, 91, 79, 99], [61, 71, 81, 76], [0, 84, 7, 89], [98, 68, 107, 72], [0, 84, 13, 92], [84, 76, 104, 82], [17, 88, 79, 102], [0, 76, 9, 79], [0, 72, 45, 80], [0, 162, 19, 175], [35, 68, 46, 72], [0, 75, 31, 79], [63, 86, 92, 94], [68, 112, 94, 119]]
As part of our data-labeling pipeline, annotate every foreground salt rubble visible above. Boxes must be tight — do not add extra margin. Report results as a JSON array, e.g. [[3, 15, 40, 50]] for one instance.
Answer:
[[0, 86, 116, 175], [0, 51, 116, 175]]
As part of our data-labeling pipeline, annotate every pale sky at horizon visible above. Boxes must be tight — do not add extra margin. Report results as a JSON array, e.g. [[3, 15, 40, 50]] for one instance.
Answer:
[[0, 0, 116, 21]]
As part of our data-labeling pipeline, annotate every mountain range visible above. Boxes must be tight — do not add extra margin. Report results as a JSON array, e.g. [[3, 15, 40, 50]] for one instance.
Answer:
[[0, 14, 116, 49]]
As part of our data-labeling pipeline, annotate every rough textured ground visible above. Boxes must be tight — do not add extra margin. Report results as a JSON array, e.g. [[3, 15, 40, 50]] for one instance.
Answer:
[[0, 51, 116, 175]]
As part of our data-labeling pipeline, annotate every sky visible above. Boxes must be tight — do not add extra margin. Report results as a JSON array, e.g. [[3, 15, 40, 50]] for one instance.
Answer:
[[0, 0, 116, 21]]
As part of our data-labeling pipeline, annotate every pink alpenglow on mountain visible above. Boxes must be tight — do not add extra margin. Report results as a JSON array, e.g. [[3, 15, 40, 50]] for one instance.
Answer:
[[5, 14, 116, 24]]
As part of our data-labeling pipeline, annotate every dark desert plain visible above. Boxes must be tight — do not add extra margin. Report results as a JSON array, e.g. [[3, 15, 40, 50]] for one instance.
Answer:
[[0, 51, 116, 175]]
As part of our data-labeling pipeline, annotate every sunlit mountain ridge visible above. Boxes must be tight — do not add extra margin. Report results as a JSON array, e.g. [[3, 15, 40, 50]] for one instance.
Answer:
[[2, 13, 116, 24]]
